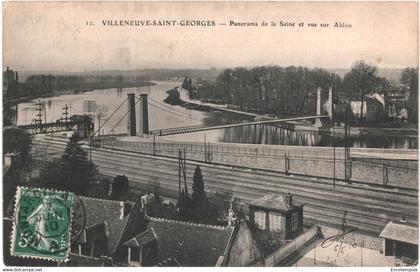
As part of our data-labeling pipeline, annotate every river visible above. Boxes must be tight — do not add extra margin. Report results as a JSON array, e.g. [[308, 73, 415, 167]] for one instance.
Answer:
[[16, 81, 418, 149]]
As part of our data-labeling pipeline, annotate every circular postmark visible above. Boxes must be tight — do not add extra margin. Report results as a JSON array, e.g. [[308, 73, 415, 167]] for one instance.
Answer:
[[13, 185, 86, 256], [70, 194, 86, 243]]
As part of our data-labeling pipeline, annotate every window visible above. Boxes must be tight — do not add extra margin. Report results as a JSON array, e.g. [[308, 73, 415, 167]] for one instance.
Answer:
[[291, 212, 299, 232], [254, 210, 266, 230], [80, 243, 92, 256], [130, 247, 140, 262], [269, 212, 282, 232]]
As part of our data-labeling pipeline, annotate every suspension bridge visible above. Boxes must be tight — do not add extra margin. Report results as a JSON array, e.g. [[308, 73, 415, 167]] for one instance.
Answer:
[[91, 93, 330, 137], [16, 93, 330, 137], [150, 115, 328, 136]]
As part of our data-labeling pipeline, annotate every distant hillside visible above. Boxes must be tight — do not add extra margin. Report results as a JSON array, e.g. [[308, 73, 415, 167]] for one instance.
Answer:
[[18, 68, 222, 82], [17, 67, 409, 84]]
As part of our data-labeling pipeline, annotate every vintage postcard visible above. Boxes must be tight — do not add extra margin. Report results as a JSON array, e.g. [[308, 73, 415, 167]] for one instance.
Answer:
[[2, 1, 418, 269]]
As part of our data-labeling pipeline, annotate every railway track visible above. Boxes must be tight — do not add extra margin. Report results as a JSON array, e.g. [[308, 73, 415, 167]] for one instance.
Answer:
[[32, 137, 418, 235]]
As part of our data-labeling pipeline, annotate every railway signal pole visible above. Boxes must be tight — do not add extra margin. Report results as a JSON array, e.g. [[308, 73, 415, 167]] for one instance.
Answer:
[[344, 101, 352, 183], [204, 134, 207, 162]]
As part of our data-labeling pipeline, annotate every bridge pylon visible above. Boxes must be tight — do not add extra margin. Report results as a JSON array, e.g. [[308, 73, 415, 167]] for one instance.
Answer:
[[127, 93, 137, 136], [314, 87, 322, 127], [139, 94, 149, 135]]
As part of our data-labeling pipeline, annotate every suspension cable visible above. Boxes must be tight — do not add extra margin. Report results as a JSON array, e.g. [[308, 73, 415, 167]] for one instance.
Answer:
[[147, 98, 202, 121], [148, 96, 199, 118], [147, 101, 202, 122], [106, 96, 142, 135], [94, 97, 127, 136]]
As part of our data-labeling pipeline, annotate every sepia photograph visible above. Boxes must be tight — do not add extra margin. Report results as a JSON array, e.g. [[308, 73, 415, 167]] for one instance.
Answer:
[[1, 1, 419, 269]]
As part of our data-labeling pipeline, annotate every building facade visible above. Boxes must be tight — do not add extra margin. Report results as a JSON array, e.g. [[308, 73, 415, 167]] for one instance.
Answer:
[[249, 193, 304, 239]]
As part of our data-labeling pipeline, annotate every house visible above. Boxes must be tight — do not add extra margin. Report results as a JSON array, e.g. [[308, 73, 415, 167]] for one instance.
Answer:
[[67, 196, 150, 266], [385, 89, 408, 119], [143, 217, 263, 266], [218, 219, 264, 266], [379, 221, 418, 262], [4, 190, 265, 267], [350, 93, 386, 122], [249, 193, 304, 239], [122, 228, 158, 266]]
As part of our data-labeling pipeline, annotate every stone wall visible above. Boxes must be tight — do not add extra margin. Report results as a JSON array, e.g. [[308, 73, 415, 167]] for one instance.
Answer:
[[102, 139, 418, 189]]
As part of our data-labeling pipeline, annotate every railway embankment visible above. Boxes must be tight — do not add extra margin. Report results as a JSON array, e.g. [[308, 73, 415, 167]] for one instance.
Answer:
[[100, 137, 418, 190], [31, 136, 418, 236]]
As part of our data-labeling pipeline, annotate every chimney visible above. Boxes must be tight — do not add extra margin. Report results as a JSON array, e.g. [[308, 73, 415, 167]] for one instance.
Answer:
[[141, 193, 153, 217], [228, 202, 236, 226], [284, 192, 293, 208], [119, 201, 124, 220]]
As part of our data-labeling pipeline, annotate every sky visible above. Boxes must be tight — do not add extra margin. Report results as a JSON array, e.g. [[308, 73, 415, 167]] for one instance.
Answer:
[[3, 1, 419, 72]]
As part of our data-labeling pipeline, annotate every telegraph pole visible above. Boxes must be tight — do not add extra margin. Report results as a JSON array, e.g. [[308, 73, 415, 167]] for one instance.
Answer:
[[89, 136, 93, 162], [35, 100, 42, 125], [183, 148, 188, 195], [178, 150, 182, 201], [35, 100, 42, 133], [62, 104, 69, 123], [333, 126, 336, 188]]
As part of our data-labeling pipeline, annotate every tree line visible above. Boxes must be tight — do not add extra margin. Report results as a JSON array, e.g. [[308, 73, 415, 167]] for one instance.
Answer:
[[4, 73, 153, 101], [193, 61, 418, 124]]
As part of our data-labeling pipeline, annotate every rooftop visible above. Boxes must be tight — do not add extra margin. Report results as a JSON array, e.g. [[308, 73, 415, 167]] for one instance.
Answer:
[[79, 196, 135, 254], [66, 253, 112, 266], [79, 222, 108, 244], [123, 228, 157, 248], [147, 217, 234, 266], [379, 221, 418, 245]]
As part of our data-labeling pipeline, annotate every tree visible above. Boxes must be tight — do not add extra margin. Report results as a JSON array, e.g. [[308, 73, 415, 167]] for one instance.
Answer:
[[208, 65, 341, 116], [342, 61, 378, 121], [3, 127, 32, 168], [334, 102, 355, 125], [3, 128, 32, 211], [401, 68, 418, 124], [110, 175, 129, 200], [3, 102, 17, 126], [187, 78, 193, 98], [40, 133, 97, 194], [191, 165, 208, 222], [206, 191, 233, 225], [181, 77, 189, 89], [178, 189, 191, 221]]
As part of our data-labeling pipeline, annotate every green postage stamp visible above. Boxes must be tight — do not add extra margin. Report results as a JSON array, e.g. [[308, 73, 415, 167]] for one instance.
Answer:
[[11, 186, 74, 261]]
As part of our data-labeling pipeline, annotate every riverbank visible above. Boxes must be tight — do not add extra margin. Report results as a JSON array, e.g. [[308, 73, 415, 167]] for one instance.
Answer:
[[166, 87, 418, 137], [4, 81, 156, 104]]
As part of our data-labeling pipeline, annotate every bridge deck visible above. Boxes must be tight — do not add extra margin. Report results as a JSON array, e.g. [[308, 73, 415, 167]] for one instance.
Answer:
[[17, 120, 92, 135], [151, 115, 328, 136]]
